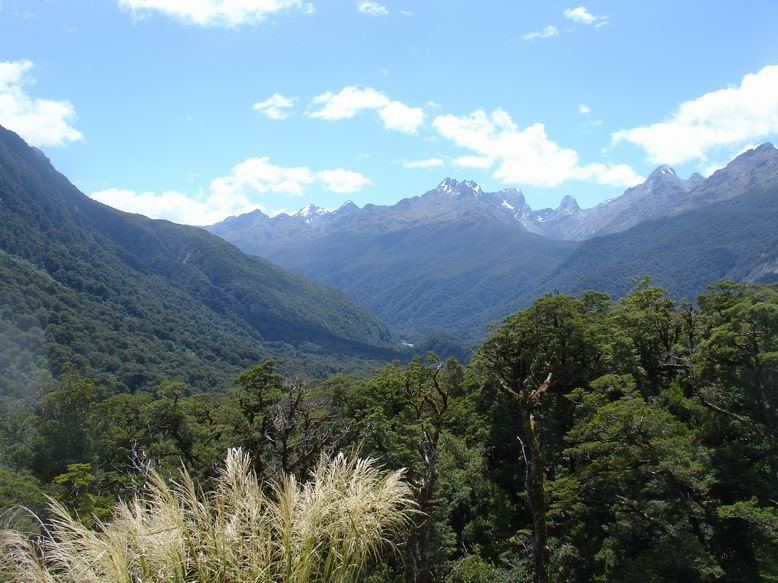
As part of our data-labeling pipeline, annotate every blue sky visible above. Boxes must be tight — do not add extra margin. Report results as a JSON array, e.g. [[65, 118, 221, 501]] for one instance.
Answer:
[[1, 0, 777, 224]]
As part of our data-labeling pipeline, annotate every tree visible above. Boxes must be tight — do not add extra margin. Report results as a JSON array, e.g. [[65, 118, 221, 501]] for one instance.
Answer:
[[551, 375, 720, 582], [32, 365, 101, 480], [401, 355, 450, 583], [476, 294, 606, 583], [271, 378, 345, 479], [225, 360, 285, 479], [51, 463, 112, 528]]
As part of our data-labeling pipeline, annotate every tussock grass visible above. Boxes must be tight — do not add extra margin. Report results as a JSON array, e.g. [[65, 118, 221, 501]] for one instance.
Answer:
[[0, 449, 414, 582]]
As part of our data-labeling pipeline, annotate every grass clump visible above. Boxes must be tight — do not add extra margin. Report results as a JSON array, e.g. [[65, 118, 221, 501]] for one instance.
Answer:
[[0, 449, 414, 582]]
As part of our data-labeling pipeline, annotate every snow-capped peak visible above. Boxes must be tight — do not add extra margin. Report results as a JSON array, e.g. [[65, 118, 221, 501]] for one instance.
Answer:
[[461, 179, 483, 194], [437, 178, 459, 194], [293, 204, 332, 223], [649, 165, 678, 179], [436, 178, 484, 196]]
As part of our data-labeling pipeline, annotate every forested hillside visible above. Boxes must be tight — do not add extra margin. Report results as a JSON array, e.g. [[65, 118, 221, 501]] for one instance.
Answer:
[[266, 217, 574, 340], [0, 125, 398, 397], [533, 179, 778, 301], [1, 279, 776, 582]]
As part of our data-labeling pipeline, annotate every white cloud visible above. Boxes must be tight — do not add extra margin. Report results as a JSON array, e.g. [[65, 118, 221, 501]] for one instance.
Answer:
[[309, 87, 388, 119], [578, 104, 591, 114], [522, 25, 558, 41], [402, 158, 445, 169], [317, 168, 371, 193], [563, 6, 608, 26], [309, 86, 424, 134], [118, 0, 313, 27], [571, 163, 644, 187], [0, 60, 82, 147], [378, 100, 424, 133], [90, 187, 261, 226], [210, 157, 314, 198], [612, 65, 778, 165], [434, 108, 642, 188], [356, 1, 388, 16], [253, 93, 296, 120], [91, 157, 370, 225]]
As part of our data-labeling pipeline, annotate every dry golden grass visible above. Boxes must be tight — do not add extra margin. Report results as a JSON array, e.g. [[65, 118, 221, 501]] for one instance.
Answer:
[[0, 449, 414, 582]]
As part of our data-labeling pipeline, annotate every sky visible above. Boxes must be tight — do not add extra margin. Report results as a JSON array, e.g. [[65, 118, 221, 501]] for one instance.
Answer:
[[1, 0, 778, 225]]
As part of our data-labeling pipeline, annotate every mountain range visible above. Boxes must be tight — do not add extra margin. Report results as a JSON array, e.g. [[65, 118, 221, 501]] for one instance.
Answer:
[[3, 116, 776, 397], [209, 143, 778, 341], [0, 125, 397, 397]]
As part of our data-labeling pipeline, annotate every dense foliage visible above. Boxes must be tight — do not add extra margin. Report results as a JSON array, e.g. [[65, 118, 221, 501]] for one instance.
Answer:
[[0, 125, 399, 398], [1, 279, 777, 581]]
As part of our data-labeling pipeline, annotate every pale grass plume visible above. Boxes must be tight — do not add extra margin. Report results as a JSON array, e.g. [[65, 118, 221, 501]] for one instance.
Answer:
[[0, 449, 415, 582]]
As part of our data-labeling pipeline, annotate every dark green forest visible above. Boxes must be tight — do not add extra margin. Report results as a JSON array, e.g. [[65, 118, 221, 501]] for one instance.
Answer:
[[0, 125, 400, 399], [2, 279, 777, 581]]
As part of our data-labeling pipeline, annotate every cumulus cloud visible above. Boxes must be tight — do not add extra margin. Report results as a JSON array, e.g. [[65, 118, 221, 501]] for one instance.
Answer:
[[356, 1, 388, 16], [253, 93, 296, 120], [523, 25, 559, 41], [612, 65, 778, 165], [309, 86, 424, 134], [402, 158, 445, 169], [90, 187, 259, 226], [0, 60, 82, 147], [91, 157, 370, 225], [317, 168, 371, 192], [433, 108, 642, 188], [118, 0, 313, 27], [378, 100, 424, 133], [563, 6, 608, 27], [578, 104, 591, 114], [210, 157, 314, 198], [309, 86, 387, 119]]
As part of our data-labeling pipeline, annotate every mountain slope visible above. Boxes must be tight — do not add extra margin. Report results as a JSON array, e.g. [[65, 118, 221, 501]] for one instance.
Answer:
[[547, 166, 701, 240], [211, 179, 576, 339], [209, 144, 778, 343], [0, 126, 397, 397], [524, 145, 778, 303]]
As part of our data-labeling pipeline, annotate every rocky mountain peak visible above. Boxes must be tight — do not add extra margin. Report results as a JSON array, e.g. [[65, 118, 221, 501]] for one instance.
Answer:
[[436, 178, 483, 197], [293, 204, 332, 223], [686, 173, 705, 188], [338, 200, 359, 212], [646, 165, 679, 183], [557, 195, 580, 213]]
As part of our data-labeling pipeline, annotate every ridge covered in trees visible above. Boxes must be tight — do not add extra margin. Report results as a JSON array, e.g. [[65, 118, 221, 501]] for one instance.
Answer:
[[1, 279, 776, 581], [0, 124, 400, 398]]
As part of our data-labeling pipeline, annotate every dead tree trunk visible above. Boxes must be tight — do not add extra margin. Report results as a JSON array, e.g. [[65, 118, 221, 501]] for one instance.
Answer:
[[502, 369, 552, 583], [402, 358, 448, 583]]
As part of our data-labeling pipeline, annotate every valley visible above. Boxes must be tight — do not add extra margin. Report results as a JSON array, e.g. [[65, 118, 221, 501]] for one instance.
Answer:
[[208, 143, 778, 343]]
